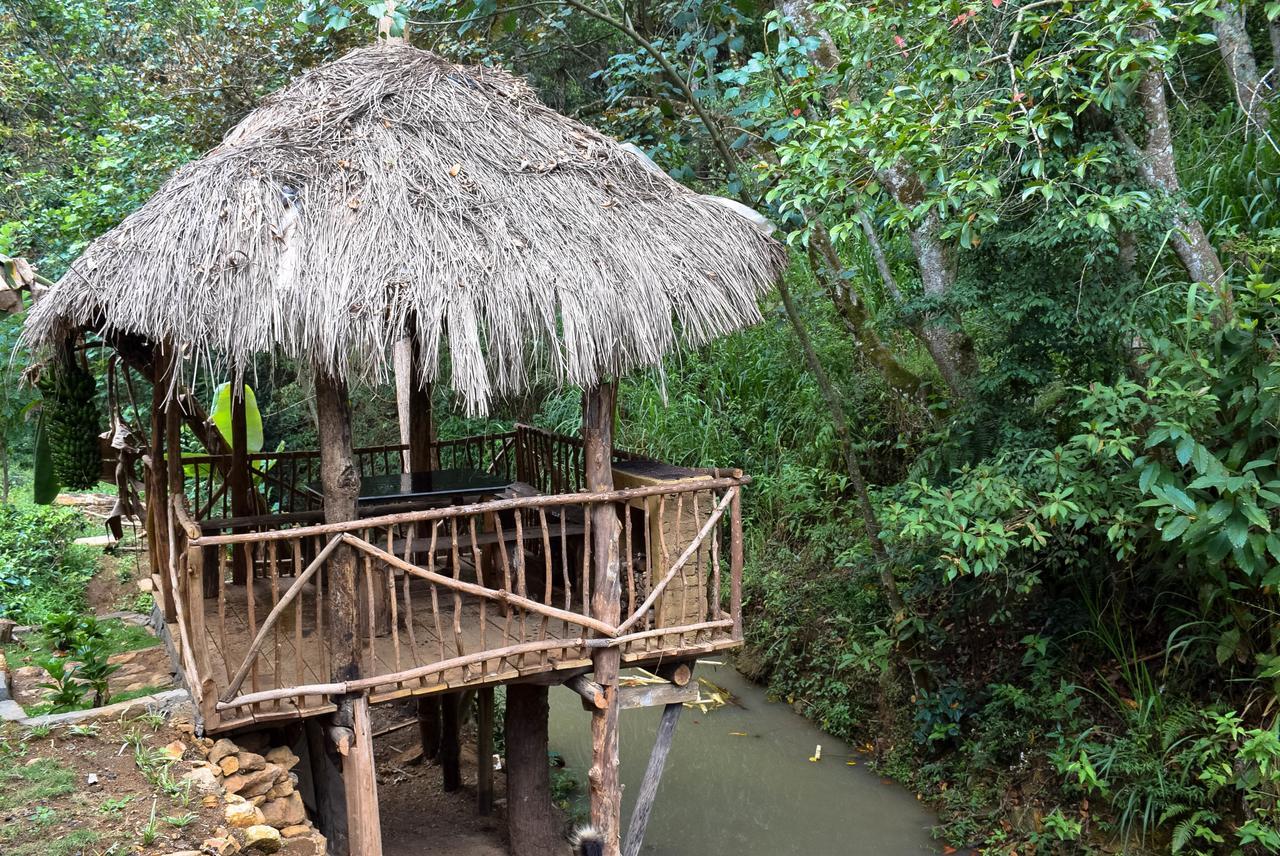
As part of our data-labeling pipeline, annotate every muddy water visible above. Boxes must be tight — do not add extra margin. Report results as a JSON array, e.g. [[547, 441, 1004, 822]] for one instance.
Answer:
[[547, 664, 940, 855]]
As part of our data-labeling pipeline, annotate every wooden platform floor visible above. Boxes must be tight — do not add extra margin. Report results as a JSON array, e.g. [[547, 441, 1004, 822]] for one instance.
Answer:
[[186, 572, 737, 733]]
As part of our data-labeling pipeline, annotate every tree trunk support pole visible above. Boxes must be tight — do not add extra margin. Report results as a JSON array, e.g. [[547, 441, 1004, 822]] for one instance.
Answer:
[[417, 696, 440, 762], [622, 701, 684, 856], [315, 369, 378, 856], [505, 683, 561, 855], [584, 381, 622, 856]]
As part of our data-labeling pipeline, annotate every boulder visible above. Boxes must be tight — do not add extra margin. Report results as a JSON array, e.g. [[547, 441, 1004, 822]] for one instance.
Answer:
[[280, 834, 324, 856], [160, 740, 186, 761], [243, 825, 283, 853], [224, 800, 265, 828], [260, 792, 306, 828], [236, 751, 267, 772], [208, 738, 240, 765], [219, 755, 241, 776], [224, 767, 278, 797], [180, 765, 220, 794], [280, 826, 311, 839], [265, 776, 295, 799], [202, 838, 241, 856], [264, 746, 300, 771]]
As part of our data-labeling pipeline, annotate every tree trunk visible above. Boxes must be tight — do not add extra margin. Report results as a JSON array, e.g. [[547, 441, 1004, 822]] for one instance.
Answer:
[[583, 382, 623, 856], [1125, 38, 1228, 302], [1214, 2, 1269, 133], [505, 683, 561, 856], [779, 0, 975, 399], [315, 370, 361, 684]]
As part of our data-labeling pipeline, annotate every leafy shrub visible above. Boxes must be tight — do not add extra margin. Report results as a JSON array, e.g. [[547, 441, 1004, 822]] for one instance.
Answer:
[[0, 504, 94, 624]]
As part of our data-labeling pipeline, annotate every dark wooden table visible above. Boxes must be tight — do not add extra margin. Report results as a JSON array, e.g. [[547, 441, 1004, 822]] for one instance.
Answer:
[[356, 468, 512, 506]]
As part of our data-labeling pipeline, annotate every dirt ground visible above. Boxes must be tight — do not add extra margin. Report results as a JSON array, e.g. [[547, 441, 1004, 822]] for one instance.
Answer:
[[372, 700, 512, 856], [0, 713, 226, 856]]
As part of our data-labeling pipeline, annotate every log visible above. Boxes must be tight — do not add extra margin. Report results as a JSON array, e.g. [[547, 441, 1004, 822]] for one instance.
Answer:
[[477, 687, 494, 815], [622, 702, 683, 856], [656, 661, 693, 687], [584, 382, 622, 856], [568, 674, 608, 710]]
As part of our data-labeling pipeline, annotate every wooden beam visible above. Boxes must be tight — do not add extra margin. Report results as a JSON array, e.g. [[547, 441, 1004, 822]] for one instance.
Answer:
[[622, 702, 683, 856], [656, 661, 693, 687], [345, 694, 383, 856], [568, 674, 608, 710], [584, 381, 622, 856], [618, 681, 698, 711], [476, 687, 494, 816]]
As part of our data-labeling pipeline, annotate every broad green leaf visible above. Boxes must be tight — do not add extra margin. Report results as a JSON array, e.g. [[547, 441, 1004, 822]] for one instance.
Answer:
[[210, 382, 264, 453]]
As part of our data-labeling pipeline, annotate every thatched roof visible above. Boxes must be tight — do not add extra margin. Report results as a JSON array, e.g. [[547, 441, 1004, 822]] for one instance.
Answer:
[[23, 44, 786, 413]]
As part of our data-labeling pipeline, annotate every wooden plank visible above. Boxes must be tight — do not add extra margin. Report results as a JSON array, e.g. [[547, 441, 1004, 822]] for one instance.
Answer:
[[618, 681, 698, 711], [621, 702, 682, 856]]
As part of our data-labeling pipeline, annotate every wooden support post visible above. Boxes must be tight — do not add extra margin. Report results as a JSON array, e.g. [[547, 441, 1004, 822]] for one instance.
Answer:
[[622, 702, 683, 856], [148, 357, 174, 622], [505, 683, 561, 856], [440, 691, 462, 792], [229, 384, 251, 585], [477, 687, 494, 816], [305, 716, 349, 853], [583, 382, 622, 856], [162, 381, 184, 623], [345, 694, 383, 856], [315, 370, 361, 684], [408, 326, 436, 471], [730, 472, 743, 640], [417, 696, 440, 761], [315, 370, 382, 856]]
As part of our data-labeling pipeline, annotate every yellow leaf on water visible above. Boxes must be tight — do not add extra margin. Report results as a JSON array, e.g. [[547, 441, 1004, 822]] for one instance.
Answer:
[[729, 731, 747, 737]]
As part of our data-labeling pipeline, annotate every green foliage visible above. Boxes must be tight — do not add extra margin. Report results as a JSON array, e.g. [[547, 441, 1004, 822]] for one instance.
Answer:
[[0, 503, 92, 624]]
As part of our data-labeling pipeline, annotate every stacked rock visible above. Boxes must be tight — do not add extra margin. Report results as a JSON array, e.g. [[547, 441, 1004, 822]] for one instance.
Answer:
[[179, 735, 328, 855]]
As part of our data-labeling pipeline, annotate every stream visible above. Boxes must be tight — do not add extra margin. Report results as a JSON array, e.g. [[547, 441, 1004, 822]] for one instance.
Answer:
[[547, 664, 941, 855]]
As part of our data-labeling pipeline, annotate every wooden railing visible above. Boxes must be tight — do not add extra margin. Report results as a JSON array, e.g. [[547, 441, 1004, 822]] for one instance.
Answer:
[[169, 474, 745, 732], [181, 432, 519, 520]]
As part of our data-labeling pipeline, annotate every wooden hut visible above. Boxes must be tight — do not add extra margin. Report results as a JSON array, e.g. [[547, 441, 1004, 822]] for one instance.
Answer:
[[22, 43, 785, 856]]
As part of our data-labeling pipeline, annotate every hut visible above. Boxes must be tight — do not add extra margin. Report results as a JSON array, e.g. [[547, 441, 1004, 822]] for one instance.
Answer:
[[22, 42, 785, 856]]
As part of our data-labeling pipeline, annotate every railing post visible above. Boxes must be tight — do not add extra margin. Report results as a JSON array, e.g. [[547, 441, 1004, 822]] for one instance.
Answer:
[[730, 472, 743, 641]]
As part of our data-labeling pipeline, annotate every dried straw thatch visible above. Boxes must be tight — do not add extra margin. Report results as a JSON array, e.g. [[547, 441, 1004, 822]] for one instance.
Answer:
[[23, 44, 786, 413]]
